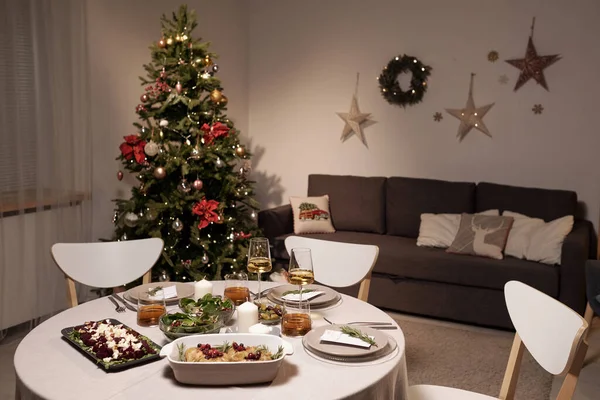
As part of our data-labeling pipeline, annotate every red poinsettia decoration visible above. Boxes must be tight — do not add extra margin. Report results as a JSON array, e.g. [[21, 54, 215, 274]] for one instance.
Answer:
[[192, 198, 220, 229], [119, 135, 147, 164], [233, 231, 252, 240], [200, 122, 230, 145]]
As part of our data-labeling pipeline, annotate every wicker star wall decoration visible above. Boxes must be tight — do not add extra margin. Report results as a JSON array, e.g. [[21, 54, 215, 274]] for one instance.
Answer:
[[337, 73, 373, 146], [505, 18, 561, 92], [445, 73, 494, 142]]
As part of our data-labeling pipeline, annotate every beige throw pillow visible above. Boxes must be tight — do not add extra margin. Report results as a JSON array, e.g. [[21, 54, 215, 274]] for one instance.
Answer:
[[447, 214, 514, 260], [503, 211, 573, 265], [417, 210, 499, 249], [289, 195, 335, 234]]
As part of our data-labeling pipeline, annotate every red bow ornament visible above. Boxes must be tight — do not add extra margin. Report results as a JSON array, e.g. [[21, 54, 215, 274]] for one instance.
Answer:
[[119, 135, 147, 164], [200, 122, 230, 145]]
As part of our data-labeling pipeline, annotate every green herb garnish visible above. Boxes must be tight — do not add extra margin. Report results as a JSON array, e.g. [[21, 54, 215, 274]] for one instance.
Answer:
[[272, 345, 285, 360], [281, 289, 316, 296], [177, 343, 186, 361], [148, 286, 163, 296], [340, 326, 378, 347], [216, 341, 232, 353]]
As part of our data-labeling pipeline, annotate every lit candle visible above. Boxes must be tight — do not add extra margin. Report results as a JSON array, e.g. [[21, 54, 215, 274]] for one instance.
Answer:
[[194, 278, 213, 300], [237, 301, 259, 333], [249, 323, 272, 335]]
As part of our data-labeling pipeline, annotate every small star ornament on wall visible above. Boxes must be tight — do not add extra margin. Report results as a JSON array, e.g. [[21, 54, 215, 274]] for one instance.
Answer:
[[532, 104, 544, 114], [433, 112, 443, 122], [337, 73, 373, 146], [445, 73, 495, 142], [505, 18, 561, 92]]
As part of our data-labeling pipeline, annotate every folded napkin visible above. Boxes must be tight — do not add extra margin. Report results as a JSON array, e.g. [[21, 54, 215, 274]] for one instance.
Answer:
[[282, 291, 324, 302], [320, 329, 374, 348], [149, 285, 178, 300]]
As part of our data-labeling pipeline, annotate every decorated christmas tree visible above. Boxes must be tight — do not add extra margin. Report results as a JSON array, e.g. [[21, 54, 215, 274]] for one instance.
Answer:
[[112, 5, 260, 282]]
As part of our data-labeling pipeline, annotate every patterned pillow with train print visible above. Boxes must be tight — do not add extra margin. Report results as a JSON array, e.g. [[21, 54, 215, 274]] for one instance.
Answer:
[[289, 195, 336, 234], [447, 214, 514, 260]]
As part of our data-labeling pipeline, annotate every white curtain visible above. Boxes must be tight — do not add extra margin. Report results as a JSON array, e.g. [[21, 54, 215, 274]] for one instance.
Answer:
[[0, 0, 92, 332]]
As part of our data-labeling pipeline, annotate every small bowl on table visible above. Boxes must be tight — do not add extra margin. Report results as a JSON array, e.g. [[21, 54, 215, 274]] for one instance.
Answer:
[[256, 302, 283, 325], [159, 310, 224, 341]]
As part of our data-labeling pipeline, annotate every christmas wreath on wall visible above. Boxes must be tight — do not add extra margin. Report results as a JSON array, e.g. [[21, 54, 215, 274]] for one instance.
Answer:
[[378, 55, 431, 107]]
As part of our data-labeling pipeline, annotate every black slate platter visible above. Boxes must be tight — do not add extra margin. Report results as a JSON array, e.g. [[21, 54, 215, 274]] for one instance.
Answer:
[[61, 318, 162, 372]]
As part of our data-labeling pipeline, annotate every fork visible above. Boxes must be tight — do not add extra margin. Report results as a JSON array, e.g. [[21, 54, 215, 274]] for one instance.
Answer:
[[323, 317, 397, 329], [108, 296, 126, 313]]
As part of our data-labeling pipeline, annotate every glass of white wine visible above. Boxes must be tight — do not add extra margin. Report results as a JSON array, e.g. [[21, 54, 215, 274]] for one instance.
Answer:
[[246, 237, 272, 302], [288, 248, 315, 302]]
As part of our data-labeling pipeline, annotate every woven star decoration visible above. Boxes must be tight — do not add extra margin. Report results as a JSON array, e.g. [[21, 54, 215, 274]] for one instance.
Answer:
[[445, 73, 494, 142], [338, 94, 371, 145], [505, 18, 561, 92]]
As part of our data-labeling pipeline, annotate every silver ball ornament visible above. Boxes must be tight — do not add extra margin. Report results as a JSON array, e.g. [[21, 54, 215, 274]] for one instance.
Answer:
[[188, 147, 201, 160], [158, 269, 170, 282], [144, 141, 159, 157], [172, 218, 184, 232], [212, 64, 219, 73], [124, 212, 139, 227], [215, 157, 223, 168], [177, 179, 191, 194], [159, 119, 168, 128], [201, 254, 209, 264], [120, 233, 128, 241], [145, 207, 157, 221]]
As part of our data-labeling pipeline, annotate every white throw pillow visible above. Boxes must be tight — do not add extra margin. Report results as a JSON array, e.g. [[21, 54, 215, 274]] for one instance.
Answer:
[[503, 211, 574, 265], [289, 195, 336, 234], [417, 209, 499, 249]]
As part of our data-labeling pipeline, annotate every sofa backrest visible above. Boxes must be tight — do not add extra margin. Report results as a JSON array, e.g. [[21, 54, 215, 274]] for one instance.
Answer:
[[475, 182, 577, 222], [386, 177, 476, 238], [308, 174, 386, 234]]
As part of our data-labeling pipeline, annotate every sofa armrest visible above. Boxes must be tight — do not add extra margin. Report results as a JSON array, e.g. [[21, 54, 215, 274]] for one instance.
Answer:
[[258, 204, 293, 242], [558, 220, 592, 315]]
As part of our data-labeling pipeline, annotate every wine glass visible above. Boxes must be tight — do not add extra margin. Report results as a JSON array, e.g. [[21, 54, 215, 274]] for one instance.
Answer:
[[246, 237, 272, 302], [288, 248, 315, 302]]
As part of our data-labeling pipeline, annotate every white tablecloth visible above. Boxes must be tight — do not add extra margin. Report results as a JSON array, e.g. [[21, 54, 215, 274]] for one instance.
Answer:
[[14, 281, 407, 400]]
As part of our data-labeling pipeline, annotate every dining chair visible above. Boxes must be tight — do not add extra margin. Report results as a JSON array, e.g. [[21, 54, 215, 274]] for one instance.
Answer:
[[283, 236, 379, 302], [51, 238, 164, 307], [409, 280, 589, 400], [584, 260, 600, 341]]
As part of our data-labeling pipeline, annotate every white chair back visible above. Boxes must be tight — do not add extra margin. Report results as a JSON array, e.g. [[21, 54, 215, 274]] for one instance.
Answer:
[[284, 236, 378, 291], [51, 238, 163, 289], [504, 280, 588, 375]]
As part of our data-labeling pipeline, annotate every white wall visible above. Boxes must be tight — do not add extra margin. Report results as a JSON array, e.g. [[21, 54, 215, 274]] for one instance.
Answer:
[[87, 0, 249, 241], [247, 0, 600, 226]]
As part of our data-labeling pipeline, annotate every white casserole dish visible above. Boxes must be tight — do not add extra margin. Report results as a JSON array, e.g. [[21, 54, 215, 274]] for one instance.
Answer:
[[159, 333, 293, 385]]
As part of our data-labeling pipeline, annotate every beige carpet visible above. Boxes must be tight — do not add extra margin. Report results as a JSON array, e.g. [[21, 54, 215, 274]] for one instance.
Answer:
[[395, 316, 552, 400]]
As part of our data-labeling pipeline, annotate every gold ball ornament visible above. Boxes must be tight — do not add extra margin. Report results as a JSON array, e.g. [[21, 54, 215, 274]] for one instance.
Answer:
[[203, 56, 213, 67], [235, 146, 245, 157], [158, 38, 166, 48], [153, 166, 166, 179], [219, 95, 228, 106], [210, 89, 223, 103], [166, 37, 174, 45]]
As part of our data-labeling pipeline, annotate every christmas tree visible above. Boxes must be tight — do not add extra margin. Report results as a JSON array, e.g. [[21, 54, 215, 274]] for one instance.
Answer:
[[112, 5, 260, 282]]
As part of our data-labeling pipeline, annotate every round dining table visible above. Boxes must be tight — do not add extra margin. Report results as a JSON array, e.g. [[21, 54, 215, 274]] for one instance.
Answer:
[[14, 281, 408, 400]]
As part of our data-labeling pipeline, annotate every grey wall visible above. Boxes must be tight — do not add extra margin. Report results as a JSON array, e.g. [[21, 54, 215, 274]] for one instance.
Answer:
[[247, 0, 600, 227], [87, 0, 249, 240]]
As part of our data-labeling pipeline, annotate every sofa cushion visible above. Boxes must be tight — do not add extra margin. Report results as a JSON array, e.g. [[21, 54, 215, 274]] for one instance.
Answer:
[[308, 174, 386, 234], [289, 195, 336, 234], [476, 182, 577, 222], [386, 177, 476, 238]]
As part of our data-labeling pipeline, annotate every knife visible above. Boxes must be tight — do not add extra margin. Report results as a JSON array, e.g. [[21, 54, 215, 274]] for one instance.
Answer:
[[112, 293, 137, 312]]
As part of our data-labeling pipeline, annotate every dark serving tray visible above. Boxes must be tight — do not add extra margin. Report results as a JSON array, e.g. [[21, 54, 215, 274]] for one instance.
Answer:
[[61, 318, 162, 372]]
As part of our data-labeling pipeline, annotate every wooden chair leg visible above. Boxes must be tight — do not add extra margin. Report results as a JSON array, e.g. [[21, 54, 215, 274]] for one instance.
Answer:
[[142, 271, 152, 284], [499, 333, 525, 400], [357, 273, 371, 302], [556, 340, 588, 400], [584, 302, 594, 341], [66, 277, 78, 308]]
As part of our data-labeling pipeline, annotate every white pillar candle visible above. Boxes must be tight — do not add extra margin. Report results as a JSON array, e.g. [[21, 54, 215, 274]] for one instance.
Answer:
[[249, 323, 271, 335], [237, 301, 259, 333], [194, 278, 213, 300]]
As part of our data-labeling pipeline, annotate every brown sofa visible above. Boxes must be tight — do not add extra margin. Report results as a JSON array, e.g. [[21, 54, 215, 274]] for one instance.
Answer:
[[258, 174, 595, 329]]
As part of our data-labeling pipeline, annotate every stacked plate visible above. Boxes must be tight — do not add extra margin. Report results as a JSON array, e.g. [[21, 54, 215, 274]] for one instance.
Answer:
[[266, 284, 342, 310], [123, 282, 194, 305], [302, 324, 397, 363]]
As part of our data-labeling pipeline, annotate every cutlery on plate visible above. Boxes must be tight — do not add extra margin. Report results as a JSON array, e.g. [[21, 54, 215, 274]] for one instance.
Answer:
[[250, 288, 272, 298], [322, 317, 397, 329], [112, 293, 137, 312], [108, 296, 126, 313]]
